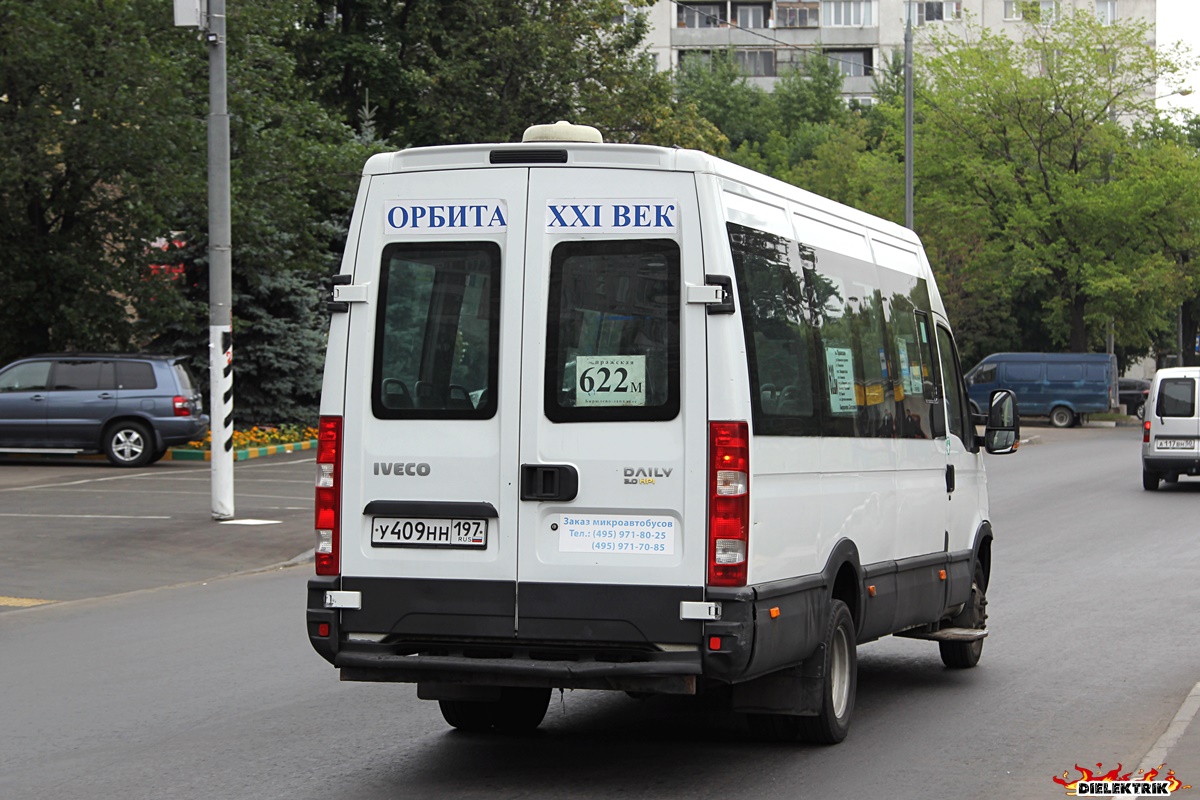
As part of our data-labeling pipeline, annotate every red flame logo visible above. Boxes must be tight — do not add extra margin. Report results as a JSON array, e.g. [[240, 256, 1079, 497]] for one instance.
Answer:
[[1053, 763, 1192, 795]]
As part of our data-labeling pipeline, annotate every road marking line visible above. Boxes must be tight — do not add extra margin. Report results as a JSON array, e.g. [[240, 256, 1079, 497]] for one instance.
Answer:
[[0, 595, 55, 607], [219, 519, 282, 526], [0, 513, 171, 520], [1138, 681, 1200, 774]]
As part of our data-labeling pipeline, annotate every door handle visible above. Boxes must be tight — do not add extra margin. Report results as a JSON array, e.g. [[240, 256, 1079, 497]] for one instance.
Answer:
[[946, 464, 956, 494], [520, 464, 579, 502]]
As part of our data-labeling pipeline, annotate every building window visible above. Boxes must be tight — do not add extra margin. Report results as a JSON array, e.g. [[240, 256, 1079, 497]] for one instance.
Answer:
[[822, 1, 872, 27], [915, 1, 961, 25], [678, 3, 724, 27], [733, 3, 771, 28], [1026, 1, 1057, 23], [1095, 0, 1116, 25], [736, 49, 777, 76], [827, 48, 872, 77], [777, 2, 819, 27], [678, 49, 714, 67], [1003, 1, 1021, 19]]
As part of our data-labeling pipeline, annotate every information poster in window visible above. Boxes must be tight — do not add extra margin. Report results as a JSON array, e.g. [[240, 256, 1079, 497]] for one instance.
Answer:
[[575, 355, 647, 407], [825, 347, 856, 415], [897, 338, 922, 396]]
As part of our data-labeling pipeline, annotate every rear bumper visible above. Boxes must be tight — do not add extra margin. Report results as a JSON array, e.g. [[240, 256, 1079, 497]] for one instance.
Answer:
[[154, 414, 210, 446], [1143, 455, 1200, 474], [306, 576, 775, 694]]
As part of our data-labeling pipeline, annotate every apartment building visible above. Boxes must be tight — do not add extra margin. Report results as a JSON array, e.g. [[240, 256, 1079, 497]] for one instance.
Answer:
[[640, 0, 1156, 103]]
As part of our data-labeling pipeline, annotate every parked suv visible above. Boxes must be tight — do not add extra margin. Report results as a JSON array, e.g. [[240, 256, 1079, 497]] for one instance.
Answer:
[[0, 354, 208, 466]]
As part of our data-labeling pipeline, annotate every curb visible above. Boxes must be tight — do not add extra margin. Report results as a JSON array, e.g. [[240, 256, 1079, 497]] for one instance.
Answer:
[[164, 439, 317, 462]]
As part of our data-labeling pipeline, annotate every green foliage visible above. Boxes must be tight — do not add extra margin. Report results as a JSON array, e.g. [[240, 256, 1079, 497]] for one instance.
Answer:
[[283, 0, 718, 149], [149, 0, 369, 425], [910, 9, 1200, 359], [0, 0, 204, 364]]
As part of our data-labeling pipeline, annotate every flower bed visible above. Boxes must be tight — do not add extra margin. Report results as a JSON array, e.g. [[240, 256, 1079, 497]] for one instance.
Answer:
[[183, 424, 319, 451]]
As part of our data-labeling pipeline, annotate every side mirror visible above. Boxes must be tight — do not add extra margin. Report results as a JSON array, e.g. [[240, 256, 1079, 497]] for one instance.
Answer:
[[984, 389, 1019, 455]]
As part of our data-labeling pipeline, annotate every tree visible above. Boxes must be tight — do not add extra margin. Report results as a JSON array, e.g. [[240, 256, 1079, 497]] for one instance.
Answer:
[[149, 0, 369, 424], [284, 0, 720, 149], [913, 10, 1200, 357], [0, 0, 205, 365]]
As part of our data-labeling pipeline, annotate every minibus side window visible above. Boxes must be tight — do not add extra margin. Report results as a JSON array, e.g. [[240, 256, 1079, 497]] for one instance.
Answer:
[[728, 222, 908, 439], [1158, 378, 1196, 418], [936, 325, 975, 449], [880, 269, 936, 440], [543, 239, 680, 423], [371, 242, 500, 420], [727, 224, 821, 436]]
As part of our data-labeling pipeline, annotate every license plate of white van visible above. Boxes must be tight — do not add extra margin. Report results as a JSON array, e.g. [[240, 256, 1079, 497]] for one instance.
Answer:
[[370, 517, 488, 548], [1155, 438, 1196, 450]]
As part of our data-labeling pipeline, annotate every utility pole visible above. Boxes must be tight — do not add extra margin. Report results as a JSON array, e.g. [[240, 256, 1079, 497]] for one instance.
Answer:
[[175, 0, 234, 519], [904, 2, 914, 231]]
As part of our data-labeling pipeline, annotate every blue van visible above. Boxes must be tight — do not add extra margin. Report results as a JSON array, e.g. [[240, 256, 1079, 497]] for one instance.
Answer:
[[965, 352, 1116, 428]]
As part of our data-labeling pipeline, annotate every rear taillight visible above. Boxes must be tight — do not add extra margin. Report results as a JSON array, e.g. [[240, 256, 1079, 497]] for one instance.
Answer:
[[709, 421, 749, 587], [315, 416, 343, 576], [1143, 419, 1151, 444], [172, 395, 191, 417]]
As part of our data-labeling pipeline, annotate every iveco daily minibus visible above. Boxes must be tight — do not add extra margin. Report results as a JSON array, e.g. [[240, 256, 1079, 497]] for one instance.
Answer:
[[306, 122, 1019, 744]]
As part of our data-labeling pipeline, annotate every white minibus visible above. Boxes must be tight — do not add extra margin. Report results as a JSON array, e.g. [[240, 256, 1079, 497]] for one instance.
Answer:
[[307, 122, 1019, 743]]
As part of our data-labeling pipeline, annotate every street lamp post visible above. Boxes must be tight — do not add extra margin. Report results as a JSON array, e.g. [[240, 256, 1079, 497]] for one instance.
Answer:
[[904, 2, 914, 231], [174, 0, 235, 520]]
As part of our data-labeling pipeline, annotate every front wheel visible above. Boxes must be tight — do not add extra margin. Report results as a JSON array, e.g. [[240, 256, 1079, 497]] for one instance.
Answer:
[[103, 421, 155, 467], [1049, 406, 1075, 428]]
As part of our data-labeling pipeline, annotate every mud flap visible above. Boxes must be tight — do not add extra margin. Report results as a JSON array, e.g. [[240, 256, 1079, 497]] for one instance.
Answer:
[[729, 642, 825, 716]]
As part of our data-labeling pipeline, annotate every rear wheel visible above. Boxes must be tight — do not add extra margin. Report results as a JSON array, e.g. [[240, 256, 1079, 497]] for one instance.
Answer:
[[103, 421, 155, 467], [1049, 406, 1075, 428], [939, 562, 987, 669], [439, 687, 551, 733], [1134, 403, 1145, 421], [1142, 468, 1160, 491], [796, 599, 857, 745]]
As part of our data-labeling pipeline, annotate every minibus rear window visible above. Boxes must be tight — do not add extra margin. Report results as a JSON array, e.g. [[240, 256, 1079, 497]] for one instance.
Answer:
[[1157, 378, 1196, 418], [372, 242, 500, 420], [544, 240, 680, 423]]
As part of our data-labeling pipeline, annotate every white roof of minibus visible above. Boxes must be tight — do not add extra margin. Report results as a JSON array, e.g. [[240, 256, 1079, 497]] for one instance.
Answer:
[[362, 141, 921, 248]]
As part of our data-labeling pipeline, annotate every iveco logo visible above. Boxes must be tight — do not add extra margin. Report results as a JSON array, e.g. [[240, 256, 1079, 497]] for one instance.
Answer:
[[373, 462, 431, 476]]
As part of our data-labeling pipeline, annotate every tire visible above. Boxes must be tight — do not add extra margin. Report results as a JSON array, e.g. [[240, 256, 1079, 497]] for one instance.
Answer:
[[1049, 406, 1074, 428], [1135, 403, 1145, 421], [103, 421, 155, 467], [439, 687, 550, 734], [939, 563, 987, 669], [1142, 468, 1160, 491], [795, 599, 857, 745]]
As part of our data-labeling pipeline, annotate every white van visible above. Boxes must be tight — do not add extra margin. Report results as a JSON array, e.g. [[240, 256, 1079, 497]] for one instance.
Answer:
[[1141, 366, 1200, 490], [307, 122, 1019, 743]]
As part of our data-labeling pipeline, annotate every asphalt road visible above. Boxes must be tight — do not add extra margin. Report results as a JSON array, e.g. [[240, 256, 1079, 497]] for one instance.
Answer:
[[2, 424, 1198, 799], [0, 453, 314, 607]]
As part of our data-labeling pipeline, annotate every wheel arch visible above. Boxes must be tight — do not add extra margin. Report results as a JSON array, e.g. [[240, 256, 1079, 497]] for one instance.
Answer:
[[824, 538, 864, 634], [973, 521, 993, 592]]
